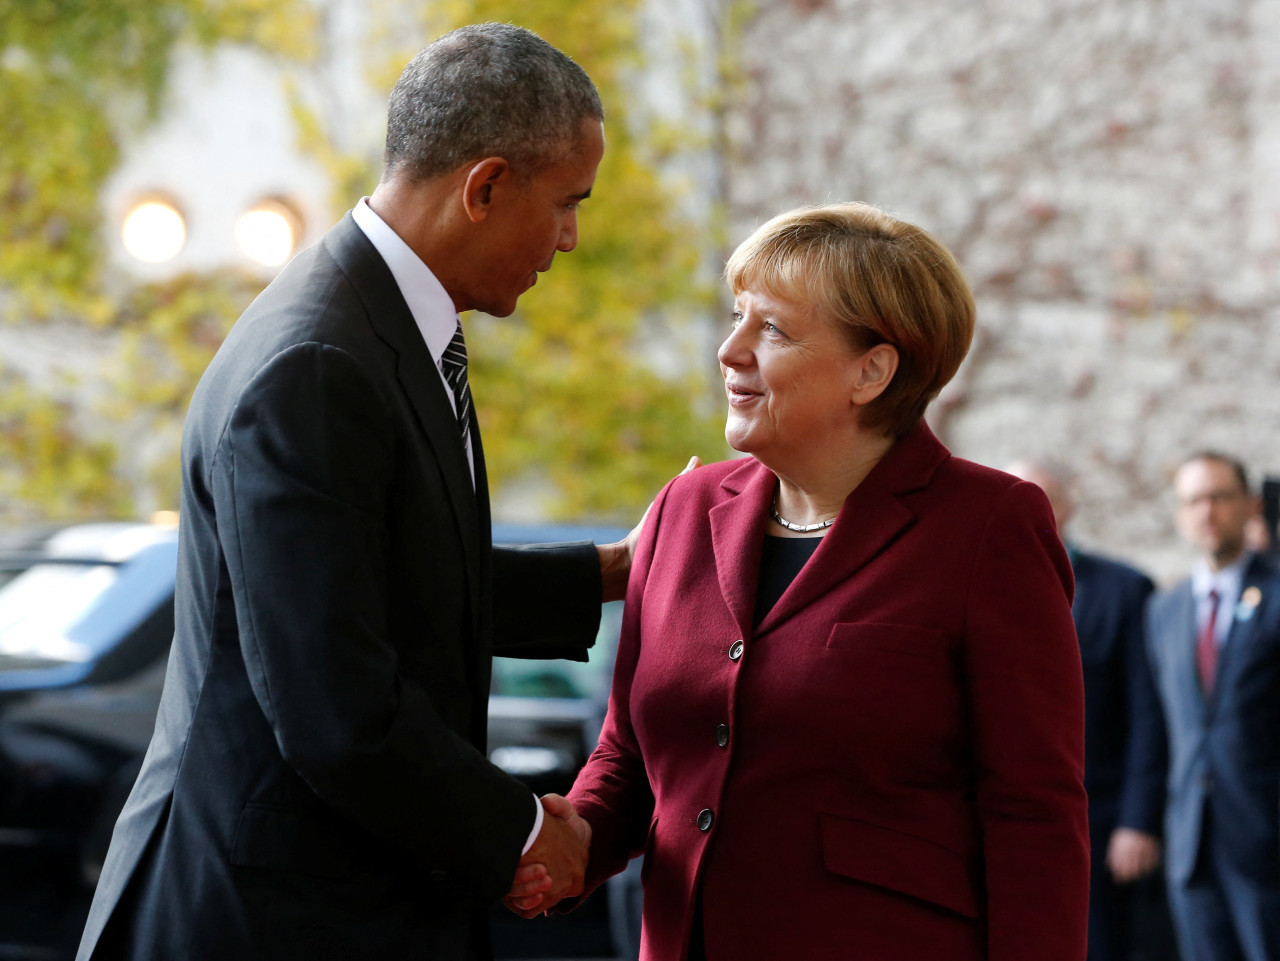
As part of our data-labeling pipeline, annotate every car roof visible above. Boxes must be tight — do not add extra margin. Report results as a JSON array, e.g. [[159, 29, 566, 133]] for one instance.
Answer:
[[491, 522, 629, 546], [0, 521, 178, 565]]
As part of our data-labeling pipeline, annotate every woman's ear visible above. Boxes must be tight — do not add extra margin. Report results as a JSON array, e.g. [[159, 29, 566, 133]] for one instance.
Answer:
[[460, 157, 510, 223], [851, 343, 899, 406]]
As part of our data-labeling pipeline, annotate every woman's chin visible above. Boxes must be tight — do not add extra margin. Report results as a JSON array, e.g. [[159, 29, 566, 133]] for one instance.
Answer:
[[724, 424, 752, 455]]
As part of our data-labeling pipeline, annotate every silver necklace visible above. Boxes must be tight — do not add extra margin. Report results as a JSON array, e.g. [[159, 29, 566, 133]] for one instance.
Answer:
[[770, 496, 836, 533]]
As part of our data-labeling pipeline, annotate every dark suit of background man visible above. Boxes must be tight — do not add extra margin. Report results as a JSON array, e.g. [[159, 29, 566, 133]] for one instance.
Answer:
[[78, 23, 628, 961], [1008, 461, 1169, 961], [1147, 452, 1280, 961]]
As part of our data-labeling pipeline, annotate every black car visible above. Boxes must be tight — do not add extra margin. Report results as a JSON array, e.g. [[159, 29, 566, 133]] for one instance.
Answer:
[[0, 520, 639, 961]]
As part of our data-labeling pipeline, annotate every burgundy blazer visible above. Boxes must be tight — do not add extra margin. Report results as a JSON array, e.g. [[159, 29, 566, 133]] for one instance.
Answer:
[[567, 423, 1089, 961]]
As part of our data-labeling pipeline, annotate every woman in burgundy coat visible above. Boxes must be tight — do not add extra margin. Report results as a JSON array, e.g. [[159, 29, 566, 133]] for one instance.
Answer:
[[518, 203, 1089, 959]]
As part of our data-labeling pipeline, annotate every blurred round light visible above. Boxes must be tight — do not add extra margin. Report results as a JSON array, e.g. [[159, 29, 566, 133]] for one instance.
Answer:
[[121, 200, 186, 263], [235, 200, 300, 267]]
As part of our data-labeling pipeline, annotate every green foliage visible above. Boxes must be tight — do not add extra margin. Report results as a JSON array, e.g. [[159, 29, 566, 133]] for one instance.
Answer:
[[0, 0, 311, 519], [0, 365, 131, 520], [430, 0, 728, 519], [100, 270, 269, 509], [1, 0, 726, 523]]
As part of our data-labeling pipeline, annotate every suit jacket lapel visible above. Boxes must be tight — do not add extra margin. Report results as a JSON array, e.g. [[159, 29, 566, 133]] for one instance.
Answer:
[[1213, 557, 1268, 705], [323, 214, 483, 609], [1167, 583, 1205, 714]]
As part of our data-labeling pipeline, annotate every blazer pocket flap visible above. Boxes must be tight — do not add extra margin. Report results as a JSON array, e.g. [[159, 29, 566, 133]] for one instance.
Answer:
[[825, 623, 945, 657], [231, 803, 361, 880], [819, 812, 979, 918]]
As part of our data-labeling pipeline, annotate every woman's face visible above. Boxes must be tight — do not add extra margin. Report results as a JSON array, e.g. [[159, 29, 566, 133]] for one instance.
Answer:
[[718, 288, 865, 466]]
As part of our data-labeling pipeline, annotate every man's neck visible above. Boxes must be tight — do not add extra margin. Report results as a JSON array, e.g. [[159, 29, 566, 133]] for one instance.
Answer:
[[368, 175, 472, 312]]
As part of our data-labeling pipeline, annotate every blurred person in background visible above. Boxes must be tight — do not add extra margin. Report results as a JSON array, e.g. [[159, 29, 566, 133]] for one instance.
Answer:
[[1007, 459, 1175, 961], [1146, 452, 1280, 961], [512, 202, 1090, 960], [77, 24, 622, 961]]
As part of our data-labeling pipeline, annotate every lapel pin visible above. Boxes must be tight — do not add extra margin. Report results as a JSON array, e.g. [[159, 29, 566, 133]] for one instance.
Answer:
[[1235, 585, 1263, 622]]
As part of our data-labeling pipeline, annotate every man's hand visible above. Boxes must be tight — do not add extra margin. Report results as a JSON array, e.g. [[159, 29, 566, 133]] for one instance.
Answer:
[[599, 456, 701, 601], [1107, 827, 1161, 883], [504, 794, 592, 918]]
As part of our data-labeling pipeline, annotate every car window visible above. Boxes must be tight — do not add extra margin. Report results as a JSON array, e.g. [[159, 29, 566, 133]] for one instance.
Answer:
[[0, 563, 117, 667], [489, 600, 623, 702]]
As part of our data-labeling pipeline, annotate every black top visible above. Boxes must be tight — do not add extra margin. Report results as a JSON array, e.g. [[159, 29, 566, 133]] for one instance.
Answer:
[[753, 534, 823, 627]]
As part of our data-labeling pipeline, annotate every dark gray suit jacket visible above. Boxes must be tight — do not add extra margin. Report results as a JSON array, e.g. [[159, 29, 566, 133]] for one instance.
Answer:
[[1146, 553, 1280, 887], [77, 214, 602, 960]]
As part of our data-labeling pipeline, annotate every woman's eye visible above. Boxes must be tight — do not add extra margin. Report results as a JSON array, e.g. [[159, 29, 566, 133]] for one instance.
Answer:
[[730, 311, 744, 328]]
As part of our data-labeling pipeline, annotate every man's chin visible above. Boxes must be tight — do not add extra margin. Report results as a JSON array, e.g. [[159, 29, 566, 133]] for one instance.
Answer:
[[476, 298, 519, 319]]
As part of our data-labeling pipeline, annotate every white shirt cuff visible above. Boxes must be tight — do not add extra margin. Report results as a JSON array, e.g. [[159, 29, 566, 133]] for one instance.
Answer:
[[522, 793, 544, 855]]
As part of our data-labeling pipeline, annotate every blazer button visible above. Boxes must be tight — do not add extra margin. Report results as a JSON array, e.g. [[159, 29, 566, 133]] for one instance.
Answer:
[[728, 640, 744, 661], [697, 809, 714, 832], [715, 724, 730, 748]]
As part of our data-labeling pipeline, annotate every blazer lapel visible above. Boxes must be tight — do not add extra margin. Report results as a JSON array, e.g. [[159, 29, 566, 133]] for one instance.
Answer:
[[1166, 583, 1205, 714], [1212, 557, 1269, 707], [710, 460, 774, 639], [323, 214, 482, 603], [756, 423, 947, 635]]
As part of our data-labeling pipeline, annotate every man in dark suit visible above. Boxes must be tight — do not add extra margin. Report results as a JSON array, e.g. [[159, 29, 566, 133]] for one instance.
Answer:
[[78, 24, 626, 961], [1009, 460, 1168, 961], [1146, 452, 1280, 961]]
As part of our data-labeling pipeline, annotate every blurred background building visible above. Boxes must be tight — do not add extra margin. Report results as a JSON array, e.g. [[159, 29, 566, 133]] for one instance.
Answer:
[[2, 0, 1278, 582]]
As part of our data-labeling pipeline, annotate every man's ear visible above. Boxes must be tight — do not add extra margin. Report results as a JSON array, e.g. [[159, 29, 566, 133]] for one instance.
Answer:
[[460, 157, 510, 223], [851, 343, 899, 406]]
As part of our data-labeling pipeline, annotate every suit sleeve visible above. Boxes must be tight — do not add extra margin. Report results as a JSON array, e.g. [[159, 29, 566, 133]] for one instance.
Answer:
[[211, 341, 533, 902], [963, 481, 1090, 961], [491, 542, 602, 661], [1116, 572, 1167, 835]]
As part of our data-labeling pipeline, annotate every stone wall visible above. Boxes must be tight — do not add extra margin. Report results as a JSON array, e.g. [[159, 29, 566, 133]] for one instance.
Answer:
[[725, 0, 1280, 582]]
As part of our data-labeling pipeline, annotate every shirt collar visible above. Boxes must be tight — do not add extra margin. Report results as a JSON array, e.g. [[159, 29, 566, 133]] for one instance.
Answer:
[[351, 198, 458, 362], [1192, 551, 1253, 605]]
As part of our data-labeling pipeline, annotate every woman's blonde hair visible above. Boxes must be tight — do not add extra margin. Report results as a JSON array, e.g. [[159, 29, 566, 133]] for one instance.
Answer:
[[724, 202, 975, 438]]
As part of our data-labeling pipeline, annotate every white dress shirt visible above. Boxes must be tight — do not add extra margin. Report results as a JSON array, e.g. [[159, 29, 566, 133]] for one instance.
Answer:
[[1191, 552, 1252, 648], [351, 198, 474, 486], [350, 200, 544, 854]]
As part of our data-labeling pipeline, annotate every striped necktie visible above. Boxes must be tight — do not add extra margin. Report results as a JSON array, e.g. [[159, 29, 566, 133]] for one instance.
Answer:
[[440, 320, 472, 451]]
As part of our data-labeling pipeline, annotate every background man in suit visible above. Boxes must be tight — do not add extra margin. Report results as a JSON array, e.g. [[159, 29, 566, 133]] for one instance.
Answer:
[[78, 24, 628, 961], [1008, 460, 1169, 961], [1147, 452, 1280, 961]]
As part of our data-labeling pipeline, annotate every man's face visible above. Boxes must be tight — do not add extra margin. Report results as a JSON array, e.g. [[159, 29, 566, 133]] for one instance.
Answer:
[[1174, 457, 1256, 568], [469, 120, 604, 317]]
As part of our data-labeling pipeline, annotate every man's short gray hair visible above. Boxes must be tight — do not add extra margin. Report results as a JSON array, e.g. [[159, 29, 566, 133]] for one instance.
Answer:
[[384, 23, 603, 182]]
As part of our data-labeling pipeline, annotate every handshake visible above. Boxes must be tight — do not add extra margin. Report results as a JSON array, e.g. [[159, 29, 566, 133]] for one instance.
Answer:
[[505, 794, 592, 918]]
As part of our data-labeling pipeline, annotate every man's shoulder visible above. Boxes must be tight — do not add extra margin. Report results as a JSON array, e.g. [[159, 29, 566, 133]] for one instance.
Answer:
[[1247, 551, 1280, 586], [1150, 576, 1193, 616], [1074, 549, 1154, 594]]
